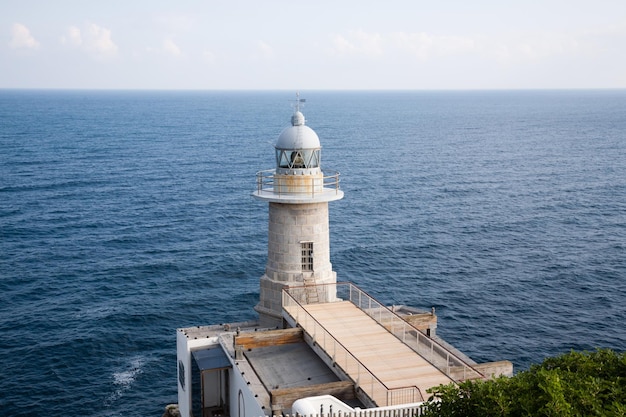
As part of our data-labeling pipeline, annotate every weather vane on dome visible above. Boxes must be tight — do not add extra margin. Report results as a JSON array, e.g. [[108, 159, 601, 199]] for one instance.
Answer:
[[291, 92, 306, 113]]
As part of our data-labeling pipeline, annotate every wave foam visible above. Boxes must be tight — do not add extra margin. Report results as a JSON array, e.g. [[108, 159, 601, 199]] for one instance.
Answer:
[[105, 356, 147, 406]]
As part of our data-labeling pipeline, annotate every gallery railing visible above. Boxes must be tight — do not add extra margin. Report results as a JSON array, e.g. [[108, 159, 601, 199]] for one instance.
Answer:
[[255, 169, 341, 198]]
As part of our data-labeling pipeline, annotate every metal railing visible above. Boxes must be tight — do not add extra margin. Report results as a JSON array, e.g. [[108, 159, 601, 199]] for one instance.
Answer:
[[263, 406, 426, 417], [285, 283, 484, 384], [343, 283, 483, 382], [264, 404, 426, 417], [283, 286, 423, 407], [255, 169, 341, 198]]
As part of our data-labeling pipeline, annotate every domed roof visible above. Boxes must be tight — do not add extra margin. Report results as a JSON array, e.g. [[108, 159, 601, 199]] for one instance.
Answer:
[[275, 111, 321, 150]]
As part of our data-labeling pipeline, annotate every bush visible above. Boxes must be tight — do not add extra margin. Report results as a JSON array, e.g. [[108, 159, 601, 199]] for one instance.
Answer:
[[420, 349, 626, 417]]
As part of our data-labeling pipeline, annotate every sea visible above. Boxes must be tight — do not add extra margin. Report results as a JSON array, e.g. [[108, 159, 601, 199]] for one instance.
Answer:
[[1, 89, 625, 416]]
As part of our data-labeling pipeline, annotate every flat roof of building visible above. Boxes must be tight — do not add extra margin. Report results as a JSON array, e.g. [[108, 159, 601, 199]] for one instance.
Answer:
[[245, 341, 339, 390]]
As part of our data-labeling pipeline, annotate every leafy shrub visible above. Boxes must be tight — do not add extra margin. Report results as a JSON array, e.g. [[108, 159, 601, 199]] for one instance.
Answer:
[[420, 349, 625, 417]]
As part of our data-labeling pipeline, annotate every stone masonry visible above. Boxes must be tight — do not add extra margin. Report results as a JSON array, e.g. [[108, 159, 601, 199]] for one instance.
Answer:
[[256, 201, 337, 327]]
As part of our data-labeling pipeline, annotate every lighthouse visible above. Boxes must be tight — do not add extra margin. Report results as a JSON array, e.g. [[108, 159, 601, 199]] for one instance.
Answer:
[[253, 96, 344, 327], [173, 95, 512, 417]]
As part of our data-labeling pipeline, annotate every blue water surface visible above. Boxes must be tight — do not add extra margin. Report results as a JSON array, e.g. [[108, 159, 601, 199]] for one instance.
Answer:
[[1, 90, 625, 416]]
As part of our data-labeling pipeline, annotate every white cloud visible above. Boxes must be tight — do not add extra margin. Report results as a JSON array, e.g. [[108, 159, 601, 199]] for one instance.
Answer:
[[61, 25, 83, 47], [332, 30, 383, 57], [60, 23, 118, 60], [516, 34, 580, 61], [144, 39, 185, 59], [163, 39, 182, 57], [9, 23, 40, 50], [473, 31, 585, 65], [330, 29, 589, 66], [390, 32, 475, 60], [85, 23, 118, 60]]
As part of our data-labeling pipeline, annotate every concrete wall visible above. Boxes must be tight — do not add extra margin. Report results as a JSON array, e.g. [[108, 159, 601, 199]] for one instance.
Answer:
[[229, 360, 266, 417], [474, 360, 514, 378], [176, 332, 221, 417]]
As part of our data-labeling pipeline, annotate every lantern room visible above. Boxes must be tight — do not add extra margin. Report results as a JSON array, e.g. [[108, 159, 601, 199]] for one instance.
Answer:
[[275, 110, 321, 175]]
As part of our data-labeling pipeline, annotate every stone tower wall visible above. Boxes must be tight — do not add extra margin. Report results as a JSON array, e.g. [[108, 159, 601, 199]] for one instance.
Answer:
[[256, 201, 337, 327]]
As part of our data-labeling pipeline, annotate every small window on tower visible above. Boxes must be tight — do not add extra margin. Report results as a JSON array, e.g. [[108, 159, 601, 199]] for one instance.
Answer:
[[301, 242, 313, 271]]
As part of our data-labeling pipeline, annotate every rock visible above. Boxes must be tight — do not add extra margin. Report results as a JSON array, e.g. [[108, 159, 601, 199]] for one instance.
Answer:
[[162, 403, 181, 417]]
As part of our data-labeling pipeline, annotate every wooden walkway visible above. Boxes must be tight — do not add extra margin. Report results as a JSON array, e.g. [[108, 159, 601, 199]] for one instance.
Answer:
[[291, 301, 454, 404]]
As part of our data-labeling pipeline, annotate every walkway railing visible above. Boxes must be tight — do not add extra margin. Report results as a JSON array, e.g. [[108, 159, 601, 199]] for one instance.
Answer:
[[283, 285, 423, 407], [285, 282, 484, 384], [255, 169, 341, 198]]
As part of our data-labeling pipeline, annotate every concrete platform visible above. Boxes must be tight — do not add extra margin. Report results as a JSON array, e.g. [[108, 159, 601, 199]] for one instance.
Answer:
[[245, 341, 340, 390]]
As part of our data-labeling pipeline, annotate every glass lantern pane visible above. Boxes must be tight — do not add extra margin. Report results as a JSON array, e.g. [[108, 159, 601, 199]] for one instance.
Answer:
[[278, 150, 290, 168], [290, 151, 305, 168]]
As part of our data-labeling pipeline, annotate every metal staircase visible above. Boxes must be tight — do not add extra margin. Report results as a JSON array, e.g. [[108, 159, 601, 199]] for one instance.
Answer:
[[302, 273, 320, 304]]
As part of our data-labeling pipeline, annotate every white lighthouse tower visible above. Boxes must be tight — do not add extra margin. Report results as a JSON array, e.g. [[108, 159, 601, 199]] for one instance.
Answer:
[[253, 95, 344, 327]]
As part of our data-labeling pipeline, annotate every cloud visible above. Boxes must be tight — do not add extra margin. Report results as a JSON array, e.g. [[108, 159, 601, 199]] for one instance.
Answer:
[[60, 23, 118, 60], [163, 39, 182, 57], [61, 25, 82, 46], [332, 30, 383, 57], [9, 23, 40, 50], [516, 33, 580, 61], [330, 28, 590, 66], [85, 23, 118, 60], [476, 31, 585, 65], [144, 39, 185, 59], [390, 32, 475, 60], [331, 30, 474, 59]]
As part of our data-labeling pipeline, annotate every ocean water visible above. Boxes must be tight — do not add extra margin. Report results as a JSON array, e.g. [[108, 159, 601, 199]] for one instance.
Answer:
[[1, 90, 625, 416]]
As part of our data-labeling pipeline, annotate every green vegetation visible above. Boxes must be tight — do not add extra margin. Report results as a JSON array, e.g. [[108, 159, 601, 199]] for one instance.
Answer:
[[420, 349, 626, 417]]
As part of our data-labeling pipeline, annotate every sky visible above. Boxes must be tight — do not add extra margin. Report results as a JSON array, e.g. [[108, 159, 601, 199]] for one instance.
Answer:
[[2, 0, 626, 90]]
